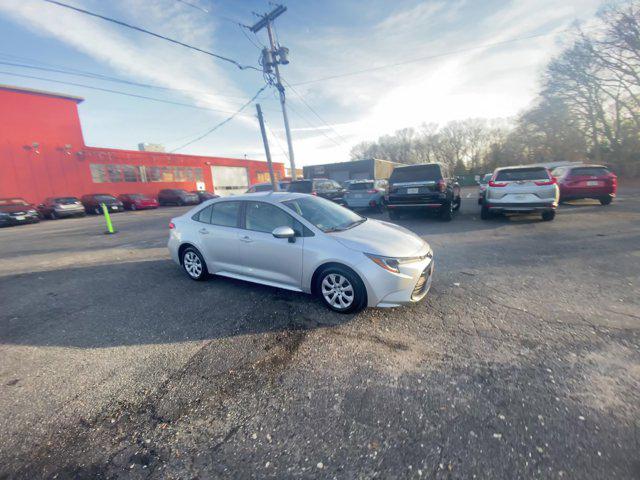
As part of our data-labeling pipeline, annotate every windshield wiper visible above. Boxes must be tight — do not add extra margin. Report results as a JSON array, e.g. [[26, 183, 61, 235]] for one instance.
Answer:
[[343, 218, 367, 230]]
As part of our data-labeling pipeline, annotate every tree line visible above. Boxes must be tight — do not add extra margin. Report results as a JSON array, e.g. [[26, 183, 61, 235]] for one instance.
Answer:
[[350, 2, 640, 177]]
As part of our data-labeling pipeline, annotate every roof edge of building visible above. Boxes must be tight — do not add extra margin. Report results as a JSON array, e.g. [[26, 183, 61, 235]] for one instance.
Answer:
[[0, 84, 84, 103]]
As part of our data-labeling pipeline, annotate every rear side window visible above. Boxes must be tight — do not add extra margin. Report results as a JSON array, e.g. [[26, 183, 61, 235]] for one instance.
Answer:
[[194, 201, 240, 227], [349, 182, 374, 191], [570, 167, 609, 176], [495, 168, 549, 182], [390, 164, 442, 183]]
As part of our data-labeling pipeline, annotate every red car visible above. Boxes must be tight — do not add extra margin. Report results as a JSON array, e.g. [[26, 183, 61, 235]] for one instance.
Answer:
[[552, 165, 617, 205], [118, 193, 159, 211]]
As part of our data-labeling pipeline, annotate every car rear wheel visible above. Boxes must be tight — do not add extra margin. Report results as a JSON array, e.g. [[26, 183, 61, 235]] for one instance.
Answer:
[[316, 267, 367, 314], [94, 206, 102, 215], [541, 210, 556, 221], [50, 211, 59, 220], [440, 202, 454, 221], [480, 205, 491, 220], [599, 196, 612, 206], [182, 247, 208, 281]]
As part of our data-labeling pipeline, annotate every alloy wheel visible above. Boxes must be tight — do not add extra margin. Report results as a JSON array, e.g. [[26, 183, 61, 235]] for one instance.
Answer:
[[183, 251, 203, 278], [321, 273, 354, 310]]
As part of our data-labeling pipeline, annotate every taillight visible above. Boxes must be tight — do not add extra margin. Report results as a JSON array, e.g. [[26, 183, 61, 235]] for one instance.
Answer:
[[488, 180, 507, 187], [311, 191, 318, 196], [534, 178, 557, 186], [437, 179, 446, 192], [169, 222, 175, 229]]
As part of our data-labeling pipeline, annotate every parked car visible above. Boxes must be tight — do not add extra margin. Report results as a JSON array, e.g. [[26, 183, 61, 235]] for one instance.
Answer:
[[386, 163, 461, 221], [190, 190, 220, 203], [118, 193, 159, 211], [37, 196, 86, 219], [158, 189, 200, 206], [552, 165, 617, 205], [481, 166, 559, 221], [0, 198, 40, 227], [81, 194, 124, 215], [168, 193, 434, 313], [478, 173, 493, 205], [246, 181, 290, 193], [344, 179, 387, 212], [287, 178, 346, 204]]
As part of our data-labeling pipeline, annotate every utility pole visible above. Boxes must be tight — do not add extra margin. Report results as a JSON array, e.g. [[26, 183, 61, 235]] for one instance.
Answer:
[[250, 5, 297, 179], [255, 103, 277, 191]]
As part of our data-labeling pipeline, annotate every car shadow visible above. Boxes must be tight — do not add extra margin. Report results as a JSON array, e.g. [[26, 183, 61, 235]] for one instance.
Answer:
[[0, 259, 356, 349]]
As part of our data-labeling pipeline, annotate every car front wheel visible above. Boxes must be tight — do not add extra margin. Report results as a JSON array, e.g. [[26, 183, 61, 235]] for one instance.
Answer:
[[541, 210, 556, 221], [316, 267, 367, 314], [599, 196, 612, 206], [182, 247, 208, 281]]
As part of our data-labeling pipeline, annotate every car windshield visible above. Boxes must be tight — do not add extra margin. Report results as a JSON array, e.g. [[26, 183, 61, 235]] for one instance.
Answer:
[[570, 167, 609, 176], [495, 168, 550, 181], [390, 164, 442, 183], [127, 194, 146, 199], [54, 197, 79, 204], [94, 195, 116, 201], [0, 198, 29, 206], [287, 181, 313, 193], [349, 182, 374, 191], [480, 174, 492, 184], [283, 196, 365, 232]]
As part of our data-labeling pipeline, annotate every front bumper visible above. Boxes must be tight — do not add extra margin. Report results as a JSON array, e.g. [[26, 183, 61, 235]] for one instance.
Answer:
[[0, 215, 40, 226], [355, 252, 434, 307]]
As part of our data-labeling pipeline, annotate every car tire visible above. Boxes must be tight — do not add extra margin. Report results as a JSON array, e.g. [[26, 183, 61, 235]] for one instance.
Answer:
[[316, 266, 367, 314], [453, 196, 462, 211], [389, 209, 401, 220], [541, 210, 556, 221], [130, 204, 137, 211], [94, 206, 102, 215], [440, 202, 454, 221], [177, 199, 184, 207], [599, 196, 612, 206], [182, 247, 208, 281], [480, 205, 491, 220]]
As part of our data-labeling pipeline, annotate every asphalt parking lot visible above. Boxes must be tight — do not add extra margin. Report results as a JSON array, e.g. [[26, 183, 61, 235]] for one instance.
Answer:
[[1, 186, 639, 479]]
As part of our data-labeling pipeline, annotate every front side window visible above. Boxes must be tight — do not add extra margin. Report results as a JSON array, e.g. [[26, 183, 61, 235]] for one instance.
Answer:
[[245, 201, 301, 234]]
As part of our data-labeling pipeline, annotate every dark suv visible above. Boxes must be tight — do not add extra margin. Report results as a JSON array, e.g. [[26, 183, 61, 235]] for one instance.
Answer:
[[386, 163, 461, 221], [288, 178, 346, 204], [158, 189, 200, 206]]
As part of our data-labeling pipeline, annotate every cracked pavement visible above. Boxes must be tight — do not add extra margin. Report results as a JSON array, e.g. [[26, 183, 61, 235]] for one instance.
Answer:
[[1, 186, 639, 479]]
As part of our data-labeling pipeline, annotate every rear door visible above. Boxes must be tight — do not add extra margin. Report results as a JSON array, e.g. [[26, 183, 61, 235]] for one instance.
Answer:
[[238, 201, 304, 289], [195, 201, 244, 274]]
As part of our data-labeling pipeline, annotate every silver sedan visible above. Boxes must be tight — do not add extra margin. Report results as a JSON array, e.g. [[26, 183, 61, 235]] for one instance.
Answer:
[[168, 192, 433, 313]]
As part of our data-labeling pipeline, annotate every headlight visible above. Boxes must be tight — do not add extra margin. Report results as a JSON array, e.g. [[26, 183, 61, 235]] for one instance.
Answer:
[[365, 252, 431, 274]]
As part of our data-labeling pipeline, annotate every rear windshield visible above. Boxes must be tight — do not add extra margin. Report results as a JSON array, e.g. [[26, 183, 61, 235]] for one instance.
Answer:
[[0, 198, 28, 206], [390, 164, 442, 183], [349, 182, 374, 191], [495, 168, 549, 182], [569, 167, 609, 176], [94, 195, 116, 202], [288, 181, 313, 193], [54, 197, 79, 204], [253, 184, 273, 192], [479, 174, 492, 184]]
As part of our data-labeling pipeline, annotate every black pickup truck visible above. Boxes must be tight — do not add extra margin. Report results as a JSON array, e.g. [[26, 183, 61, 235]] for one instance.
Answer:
[[386, 163, 461, 221]]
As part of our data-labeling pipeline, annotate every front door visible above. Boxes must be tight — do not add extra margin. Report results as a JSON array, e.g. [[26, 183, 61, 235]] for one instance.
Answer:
[[239, 201, 304, 290]]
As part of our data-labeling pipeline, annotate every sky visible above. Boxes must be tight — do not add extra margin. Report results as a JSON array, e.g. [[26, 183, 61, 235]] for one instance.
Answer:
[[0, 0, 610, 168]]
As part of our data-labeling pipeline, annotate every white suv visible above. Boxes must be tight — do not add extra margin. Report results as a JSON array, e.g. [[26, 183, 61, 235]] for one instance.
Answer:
[[481, 166, 559, 221]]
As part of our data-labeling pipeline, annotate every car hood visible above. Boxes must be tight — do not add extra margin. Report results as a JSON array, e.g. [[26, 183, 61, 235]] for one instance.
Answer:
[[330, 218, 429, 257]]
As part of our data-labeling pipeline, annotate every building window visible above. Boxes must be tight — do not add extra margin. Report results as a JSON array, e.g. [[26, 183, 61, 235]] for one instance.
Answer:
[[107, 165, 123, 182], [194, 168, 203, 181], [90, 163, 205, 183], [122, 165, 139, 182], [90, 164, 107, 183]]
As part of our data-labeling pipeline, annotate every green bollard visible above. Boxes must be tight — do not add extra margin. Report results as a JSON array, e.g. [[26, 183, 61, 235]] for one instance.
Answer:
[[101, 203, 116, 234]]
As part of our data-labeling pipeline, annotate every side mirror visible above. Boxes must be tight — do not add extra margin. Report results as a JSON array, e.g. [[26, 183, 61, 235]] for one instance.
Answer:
[[272, 226, 296, 242]]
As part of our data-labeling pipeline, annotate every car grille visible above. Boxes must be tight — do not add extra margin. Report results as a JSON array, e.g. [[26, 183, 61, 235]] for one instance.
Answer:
[[411, 262, 433, 301]]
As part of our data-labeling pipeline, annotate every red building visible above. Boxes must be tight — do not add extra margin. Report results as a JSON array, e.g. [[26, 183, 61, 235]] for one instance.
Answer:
[[0, 84, 284, 204]]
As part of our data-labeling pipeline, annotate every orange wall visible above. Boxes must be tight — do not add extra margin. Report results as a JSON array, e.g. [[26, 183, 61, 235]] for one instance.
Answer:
[[0, 87, 284, 203]]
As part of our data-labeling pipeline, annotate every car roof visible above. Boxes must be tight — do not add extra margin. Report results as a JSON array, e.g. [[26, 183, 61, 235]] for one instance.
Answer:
[[494, 165, 548, 172], [213, 192, 309, 203]]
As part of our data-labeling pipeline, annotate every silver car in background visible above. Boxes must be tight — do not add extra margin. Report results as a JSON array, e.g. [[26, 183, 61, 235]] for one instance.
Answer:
[[168, 192, 433, 313], [477, 173, 492, 205], [481, 166, 559, 221], [344, 179, 387, 212]]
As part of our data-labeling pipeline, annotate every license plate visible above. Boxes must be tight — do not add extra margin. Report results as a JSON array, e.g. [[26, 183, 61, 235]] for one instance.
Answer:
[[587, 181, 600, 186], [515, 194, 527, 200], [111, 206, 118, 210], [14, 215, 25, 221], [407, 188, 419, 194]]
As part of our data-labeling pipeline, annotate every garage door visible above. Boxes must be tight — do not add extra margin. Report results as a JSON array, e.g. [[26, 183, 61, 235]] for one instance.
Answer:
[[211, 166, 249, 197]]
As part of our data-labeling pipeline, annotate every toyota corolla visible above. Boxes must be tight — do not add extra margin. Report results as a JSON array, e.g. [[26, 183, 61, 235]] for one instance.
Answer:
[[168, 192, 433, 313]]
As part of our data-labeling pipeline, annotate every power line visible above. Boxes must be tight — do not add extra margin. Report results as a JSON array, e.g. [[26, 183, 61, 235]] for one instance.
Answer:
[[289, 29, 577, 86], [171, 85, 268, 152], [264, 120, 290, 161], [175, 0, 209, 14], [0, 70, 259, 117], [42, 0, 260, 71], [282, 77, 350, 145]]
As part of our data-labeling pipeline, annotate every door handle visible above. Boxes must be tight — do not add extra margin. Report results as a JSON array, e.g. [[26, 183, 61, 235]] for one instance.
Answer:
[[199, 228, 209, 234], [240, 235, 253, 243]]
